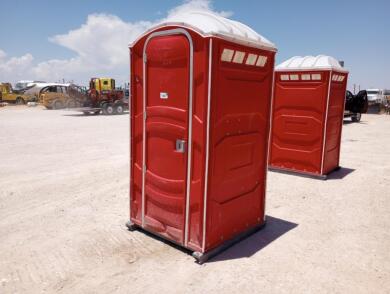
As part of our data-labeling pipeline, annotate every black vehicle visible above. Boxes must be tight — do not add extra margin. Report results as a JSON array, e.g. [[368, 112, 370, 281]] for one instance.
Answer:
[[344, 90, 368, 122]]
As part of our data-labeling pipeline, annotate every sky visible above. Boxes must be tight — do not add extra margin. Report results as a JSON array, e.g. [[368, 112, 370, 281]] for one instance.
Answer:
[[0, 0, 389, 90]]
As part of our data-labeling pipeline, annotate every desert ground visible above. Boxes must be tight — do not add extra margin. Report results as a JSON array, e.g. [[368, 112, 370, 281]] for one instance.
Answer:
[[0, 106, 389, 293]]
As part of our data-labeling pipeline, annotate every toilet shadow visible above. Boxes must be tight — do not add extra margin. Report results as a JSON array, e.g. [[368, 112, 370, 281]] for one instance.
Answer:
[[327, 167, 355, 180], [209, 215, 298, 262]]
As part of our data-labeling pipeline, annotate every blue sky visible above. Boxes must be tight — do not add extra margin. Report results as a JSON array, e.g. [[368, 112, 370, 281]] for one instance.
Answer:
[[0, 0, 389, 90]]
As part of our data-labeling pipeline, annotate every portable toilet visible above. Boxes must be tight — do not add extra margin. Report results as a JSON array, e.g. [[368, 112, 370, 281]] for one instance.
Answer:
[[128, 11, 277, 263], [269, 55, 348, 179]]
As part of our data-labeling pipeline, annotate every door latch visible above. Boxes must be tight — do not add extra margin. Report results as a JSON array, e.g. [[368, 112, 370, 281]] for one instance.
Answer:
[[175, 139, 186, 153]]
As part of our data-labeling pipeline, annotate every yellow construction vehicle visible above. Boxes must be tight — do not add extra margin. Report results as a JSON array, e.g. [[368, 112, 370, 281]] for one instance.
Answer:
[[0, 83, 36, 104], [73, 77, 126, 115], [91, 77, 115, 92]]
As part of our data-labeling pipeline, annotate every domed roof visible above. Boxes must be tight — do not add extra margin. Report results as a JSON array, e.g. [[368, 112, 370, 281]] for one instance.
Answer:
[[131, 11, 276, 51], [276, 55, 348, 72]]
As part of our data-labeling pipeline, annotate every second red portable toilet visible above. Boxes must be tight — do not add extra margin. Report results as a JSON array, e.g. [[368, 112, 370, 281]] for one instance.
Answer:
[[269, 55, 348, 179], [128, 11, 277, 262]]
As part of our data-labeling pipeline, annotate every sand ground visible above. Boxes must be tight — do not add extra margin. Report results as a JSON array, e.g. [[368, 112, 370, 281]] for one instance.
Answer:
[[0, 106, 389, 293]]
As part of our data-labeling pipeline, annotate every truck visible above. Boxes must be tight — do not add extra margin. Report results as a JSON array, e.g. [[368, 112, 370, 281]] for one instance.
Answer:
[[76, 78, 127, 115], [366, 89, 386, 105], [0, 83, 36, 104], [39, 84, 87, 109], [344, 90, 368, 122]]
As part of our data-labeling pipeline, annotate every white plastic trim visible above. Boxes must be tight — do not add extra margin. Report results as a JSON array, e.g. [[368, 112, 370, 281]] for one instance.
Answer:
[[321, 71, 332, 174], [202, 38, 213, 252]]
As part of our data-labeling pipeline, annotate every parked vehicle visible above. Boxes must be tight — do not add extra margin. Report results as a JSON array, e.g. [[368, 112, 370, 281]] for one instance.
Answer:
[[40, 84, 88, 109], [366, 89, 385, 105], [14, 80, 46, 91], [15, 80, 70, 99], [75, 78, 127, 115], [344, 90, 368, 122], [0, 83, 36, 104]]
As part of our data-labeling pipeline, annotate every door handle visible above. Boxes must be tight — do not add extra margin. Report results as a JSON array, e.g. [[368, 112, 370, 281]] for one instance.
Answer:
[[175, 139, 186, 153]]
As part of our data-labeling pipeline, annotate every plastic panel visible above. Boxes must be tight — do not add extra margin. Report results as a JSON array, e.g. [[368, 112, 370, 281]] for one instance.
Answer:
[[323, 72, 348, 174], [205, 39, 274, 251]]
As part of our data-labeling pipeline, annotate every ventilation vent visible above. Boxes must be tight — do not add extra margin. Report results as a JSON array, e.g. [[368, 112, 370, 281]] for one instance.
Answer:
[[232, 51, 245, 63], [221, 48, 234, 62]]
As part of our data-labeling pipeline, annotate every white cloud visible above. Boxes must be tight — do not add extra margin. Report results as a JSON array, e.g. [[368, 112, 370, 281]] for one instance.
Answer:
[[0, 0, 231, 86], [167, 0, 232, 18]]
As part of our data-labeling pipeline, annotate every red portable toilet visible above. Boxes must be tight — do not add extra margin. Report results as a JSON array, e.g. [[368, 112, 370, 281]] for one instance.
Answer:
[[128, 11, 277, 262], [269, 55, 348, 179]]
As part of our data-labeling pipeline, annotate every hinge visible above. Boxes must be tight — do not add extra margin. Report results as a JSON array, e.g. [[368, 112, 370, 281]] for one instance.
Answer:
[[143, 165, 147, 173], [143, 54, 147, 63], [143, 111, 147, 120]]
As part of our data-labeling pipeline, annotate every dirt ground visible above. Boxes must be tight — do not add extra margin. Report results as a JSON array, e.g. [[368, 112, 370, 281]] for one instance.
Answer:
[[0, 106, 389, 294]]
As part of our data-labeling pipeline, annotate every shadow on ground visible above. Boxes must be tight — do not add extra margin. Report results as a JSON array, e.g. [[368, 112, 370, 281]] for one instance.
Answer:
[[208, 216, 298, 262], [327, 167, 355, 180], [62, 113, 129, 117], [126, 216, 298, 263], [62, 114, 101, 117], [343, 120, 367, 125]]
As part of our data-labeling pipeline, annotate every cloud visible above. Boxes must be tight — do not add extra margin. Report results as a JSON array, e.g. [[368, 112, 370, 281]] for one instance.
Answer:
[[0, 0, 231, 86], [0, 50, 34, 82], [167, 0, 232, 18]]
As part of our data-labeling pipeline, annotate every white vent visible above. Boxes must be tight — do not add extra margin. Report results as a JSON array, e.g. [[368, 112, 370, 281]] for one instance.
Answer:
[[256, 55, 267, 67], [221, 48, 234, 62], [232, 51, 245, 63], [290, 74, 299, 81], [301, 74, 311, 80], [332, 74, 338, 81], [280, 74, 289, 81], [246, 53, 258, 65], [338, 75, 344, 82], [311, 73, 321, 80]]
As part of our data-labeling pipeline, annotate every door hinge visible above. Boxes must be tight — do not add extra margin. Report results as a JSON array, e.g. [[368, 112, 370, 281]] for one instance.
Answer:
[[143, 54, 147, 63], [143, 165, 147, 173], [143, 111, 147, 120]]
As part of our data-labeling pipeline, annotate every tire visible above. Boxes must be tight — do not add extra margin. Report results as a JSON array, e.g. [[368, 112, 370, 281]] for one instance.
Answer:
[[52, 100, 64, 110], [104, 104, 115, 115], [351, 113, 361, 122], [115, 104, 124, 115], [93, 110, 101, 115], [83, 111, 90, 115], [15, 97, 25, 105], [66, 99, 76, 108], [101, 103, 108, 115]]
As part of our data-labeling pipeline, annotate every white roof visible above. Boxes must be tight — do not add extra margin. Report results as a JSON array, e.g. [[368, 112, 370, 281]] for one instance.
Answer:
[[131, 11, 276, 51], [276, 55, 348, 72]]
